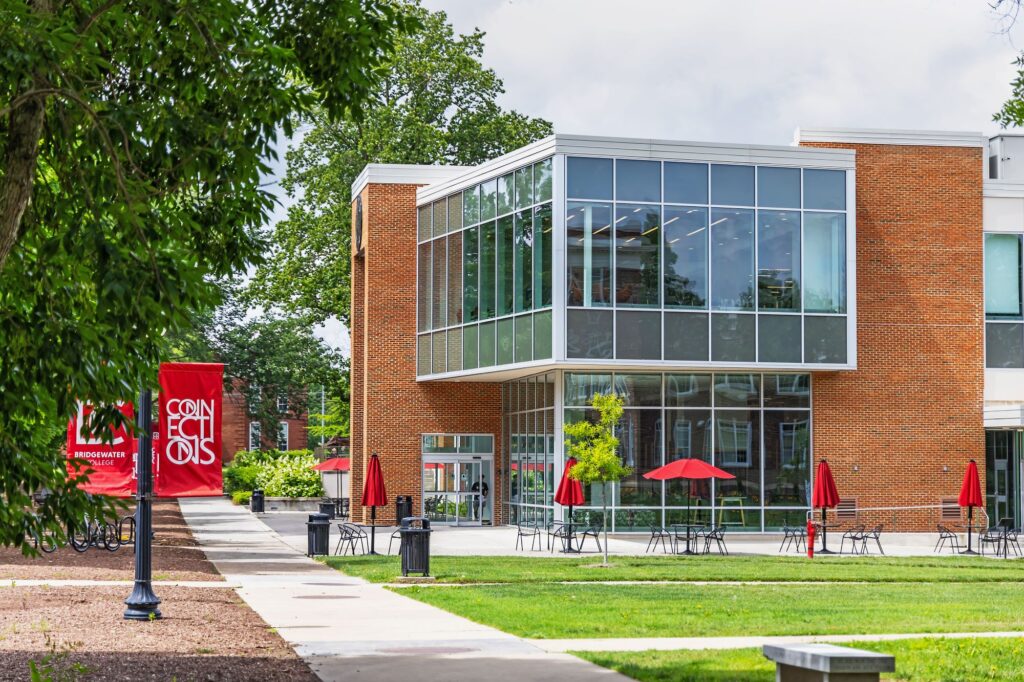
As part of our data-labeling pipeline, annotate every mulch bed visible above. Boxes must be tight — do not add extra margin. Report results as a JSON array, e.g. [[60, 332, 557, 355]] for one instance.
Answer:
[[0, 500, 221, 581], [0, 586, 316, 681]]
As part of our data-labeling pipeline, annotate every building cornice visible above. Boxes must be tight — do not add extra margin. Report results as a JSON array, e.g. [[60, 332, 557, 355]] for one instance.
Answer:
[[984, 180, 1024, 198], [796, 127, 986, 148], [350, 164, 473, 202]]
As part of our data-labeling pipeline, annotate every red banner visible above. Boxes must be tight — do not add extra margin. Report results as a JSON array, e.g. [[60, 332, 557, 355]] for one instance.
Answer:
[[66, 402, 136, 497], [157, 362, 224, 497]]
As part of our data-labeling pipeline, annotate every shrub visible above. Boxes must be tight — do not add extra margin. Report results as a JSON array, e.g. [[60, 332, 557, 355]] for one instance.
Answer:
[[231, 490, 252, 506], [223, 449, 316, 494], [255, 454, 323, 498]]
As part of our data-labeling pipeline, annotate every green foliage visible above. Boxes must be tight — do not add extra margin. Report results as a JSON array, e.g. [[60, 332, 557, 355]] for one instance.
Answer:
[[254, 452, 323, 498], [247, 0, 553, 325], [231, 490, 253, 506], [308, 396, 351, 443], [997, 52, 1024, 128], [0, 0, 415, 547], [27, 634, 88, 682]]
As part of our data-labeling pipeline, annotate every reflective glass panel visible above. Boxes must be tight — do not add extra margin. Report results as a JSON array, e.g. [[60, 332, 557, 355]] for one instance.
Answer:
[[447, 328, 461, 371], [987, 323, 1024, 368], [616, 159, 661, 202], [714, 373, 760, 407], [758, 315, 801, 363], [417, 335, 430, 375], [447, 231, 463, 325], [496, 215, 514, 316], [567, 156, 613, 199], [533, 310, 552, 360], [763, 374, 810, 408], [616, 310, 661, 360], [564, 373, 613, 406], [514, 210, 533, 313], [514, 314, 533, 363], [479, 321, 496, 367], [533, 204, 553, 308], [804, 169, 846, 210], [665, 374, 712, 407], [566, 309, 614, 359], [463, 226, 479, 323], [479, 221, 496, 319], [614, 373, 662, 406], [534, 158, 553, 203], [617, 409, 663, 506], [463, 325, 478, 370], [432, 199, 447, 238], [665, 409, 712, 505], [418, 205, 431, 242], [615, 204, 660, 306], [714, 409, 761, 506], [664, 162, 708, 204], [763, 411, 810, 507], [710, 209, 755, 310], [804, 213, 847, 313], [567, 202, 613, 307], [664, 312, 709, 361], [758, 210, 800, 310], [447, 192, 463, 232], [664, 206, 708, 308], [711, 164, 754, 206], [432, 332, 446, 374], [498, 173, 514, 215], [804, 315, 847, 364], [497, 317, 514, 365], [758, 167, 800, 208], [432, 236, 447, 328], [515, 166, 533, 210], [985, 233, 1023, 318], [417, 242, 431, 332], [711, 313, 756, 362], [481, 178, 497, 222], [463, 186, 480, 227]]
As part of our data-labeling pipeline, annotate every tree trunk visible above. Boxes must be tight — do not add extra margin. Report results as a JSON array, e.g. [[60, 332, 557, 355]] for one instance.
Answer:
[[602, 482, 609, 566]]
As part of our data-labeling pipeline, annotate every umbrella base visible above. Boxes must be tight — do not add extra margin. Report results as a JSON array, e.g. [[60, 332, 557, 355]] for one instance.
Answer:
[[816, 548, 837, 555], [677, 550, 699, 556], [960, 549, 979, 555]]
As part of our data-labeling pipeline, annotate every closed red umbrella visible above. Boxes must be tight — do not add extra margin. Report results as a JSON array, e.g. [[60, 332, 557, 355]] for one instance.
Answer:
[[312, 457, 350, 472], [554, 458, 585, 552], [958, 459, 983, 555], [811, 459, 840, 554], [645, 458, 735, 553], [362, 453, 387, 554]]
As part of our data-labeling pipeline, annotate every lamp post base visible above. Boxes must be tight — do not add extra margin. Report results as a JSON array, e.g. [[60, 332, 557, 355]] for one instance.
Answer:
[[124, 583, 162, 621]]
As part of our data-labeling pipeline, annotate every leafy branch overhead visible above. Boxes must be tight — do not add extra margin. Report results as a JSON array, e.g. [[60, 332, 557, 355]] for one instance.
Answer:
[[248, 0, 553, 325], [0, 0, 414, 549]]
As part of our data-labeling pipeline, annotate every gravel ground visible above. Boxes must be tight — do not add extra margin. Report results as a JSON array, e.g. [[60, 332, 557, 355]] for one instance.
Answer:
[[0, 585, 316, 681], [0, 500, 222, 582]]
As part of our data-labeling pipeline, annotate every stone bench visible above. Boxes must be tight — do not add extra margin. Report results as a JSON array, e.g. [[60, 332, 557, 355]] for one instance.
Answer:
[[762, 643, 895, 682]]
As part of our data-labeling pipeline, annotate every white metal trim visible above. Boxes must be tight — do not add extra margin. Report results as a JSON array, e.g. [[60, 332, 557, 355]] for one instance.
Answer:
[[984, 181, 1024, 199], [796, 127, 986, 148], [351, 163, 472, 201]]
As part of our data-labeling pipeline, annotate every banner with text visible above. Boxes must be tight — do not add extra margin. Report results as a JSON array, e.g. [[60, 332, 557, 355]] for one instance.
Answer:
[[157, 362, 224, 497], [66, 402, 136, 497]]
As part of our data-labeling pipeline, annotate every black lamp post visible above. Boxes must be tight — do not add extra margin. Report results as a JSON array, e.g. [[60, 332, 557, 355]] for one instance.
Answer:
[[124, 387, 162, 620]]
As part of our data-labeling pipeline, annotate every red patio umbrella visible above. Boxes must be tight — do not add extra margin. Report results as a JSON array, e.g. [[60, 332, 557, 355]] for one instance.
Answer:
[[958, 459, 983, 555], [554, 458, 585, 552], [362, 452, 388, 554], [811, 459, 841, 554], [312, 457, 350, 472], [645, 458, 735, 553]]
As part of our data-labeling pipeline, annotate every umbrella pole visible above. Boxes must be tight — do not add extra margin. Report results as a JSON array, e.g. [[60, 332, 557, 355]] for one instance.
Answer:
[[963, 506, 978, 555], [370, 506, 377, 555], [818, 507, 834, 555]]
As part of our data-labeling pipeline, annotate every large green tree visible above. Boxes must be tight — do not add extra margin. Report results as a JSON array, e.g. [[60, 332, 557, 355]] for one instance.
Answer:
[[0, 0, 415, 550], [248, 1, 553, 325]]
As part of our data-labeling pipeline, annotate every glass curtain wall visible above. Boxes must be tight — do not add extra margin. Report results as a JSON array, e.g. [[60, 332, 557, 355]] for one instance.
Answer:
[[985, 233, 1024, 368], [565, 157, 848, 365], [503, 372, 556, 526], [559, 371, 811, 532], [418, 158, 553, 376]]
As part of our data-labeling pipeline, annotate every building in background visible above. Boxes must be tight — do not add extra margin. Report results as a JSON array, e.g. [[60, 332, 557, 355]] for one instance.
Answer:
[[349, 129, 1023, 532], [221, 385, 309, 461]]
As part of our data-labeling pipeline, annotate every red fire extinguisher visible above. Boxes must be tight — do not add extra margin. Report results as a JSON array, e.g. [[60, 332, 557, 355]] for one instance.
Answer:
[[806, 518, 816, 559]]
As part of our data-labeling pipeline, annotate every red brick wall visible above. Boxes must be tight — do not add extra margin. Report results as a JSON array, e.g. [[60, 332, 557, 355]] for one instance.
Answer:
[[803, 141, 985, 531], [350, 183, 503, 525], [221, 386, 310, 462]]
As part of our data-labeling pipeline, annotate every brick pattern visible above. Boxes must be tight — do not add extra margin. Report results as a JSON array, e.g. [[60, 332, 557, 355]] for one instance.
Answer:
[[221, 386, 309, 462], [803, 142, 985, 532], [350, 183, 503, 525]]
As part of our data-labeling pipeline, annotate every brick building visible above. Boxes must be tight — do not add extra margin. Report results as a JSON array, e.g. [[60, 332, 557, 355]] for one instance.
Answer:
[[348, 129, 1024, 532], [221, 385, 309, 462]]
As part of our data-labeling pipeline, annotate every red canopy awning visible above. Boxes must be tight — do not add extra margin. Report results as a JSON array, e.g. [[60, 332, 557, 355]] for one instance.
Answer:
[[554, 457, 585, 507], [361, 453, 388, 507], [312, 457, 350, 472], [958, 459, 983, 508], [643, 458, 735, 481], [811, 459, 840, 509]]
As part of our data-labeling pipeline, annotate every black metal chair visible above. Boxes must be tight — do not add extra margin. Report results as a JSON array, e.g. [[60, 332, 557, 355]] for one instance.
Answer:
[[646, 526, 673, 554], [1008, 528, 1022, 557], [860, 524, 884, 555], [548, 522, 574, 553], [980, 526, 1007, 557], [339, 522, 367, 555], [388, 527, 403, 555], [779, 525, 807, 553], [840, 525, 866, 554], [578, 525, 603, 553], [515, 523, 541, 551], [334, 523, 357, 555], [935, 524, 960, 554], [699, 526, 728, 555]]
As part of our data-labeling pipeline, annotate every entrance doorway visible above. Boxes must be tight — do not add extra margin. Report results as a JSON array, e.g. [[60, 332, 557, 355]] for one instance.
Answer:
[[422, 458, 493, 525], [985, 430, 1022, 528]]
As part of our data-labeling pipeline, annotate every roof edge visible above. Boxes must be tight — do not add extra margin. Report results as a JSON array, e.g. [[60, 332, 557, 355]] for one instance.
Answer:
[[796, 127, 986, 148], [350, 164, 473, 201]]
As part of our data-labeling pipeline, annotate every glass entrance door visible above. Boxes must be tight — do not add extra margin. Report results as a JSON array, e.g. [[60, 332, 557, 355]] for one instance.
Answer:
[[423, 458, 493, 526], [986, 430, 1022, 528]]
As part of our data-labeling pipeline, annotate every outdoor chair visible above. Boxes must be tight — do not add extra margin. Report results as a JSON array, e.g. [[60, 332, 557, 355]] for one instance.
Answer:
[[980, 526, 1006, 557], [1008, 528, 1022, 557], [646, 526, 673, 554], [338, 499, 350, 521], [860, 524, 884, 555], [333, 524, 357, 556], [388, 527, 403, 555], [839, 525, 866, 554], [578, 525, 603, 553], [548, 522, 575, 553], [935, 524, 960, 554], [515, 523, 541, 551], [698, 526, 728, 555], [340, 523, 368, 555], [779, 525, 806, 553]]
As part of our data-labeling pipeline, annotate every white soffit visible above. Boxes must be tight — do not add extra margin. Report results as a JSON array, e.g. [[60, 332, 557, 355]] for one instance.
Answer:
[[350, 164, 473, 201], [796, 127, 986, 148], [984, 180, 1024, 198]]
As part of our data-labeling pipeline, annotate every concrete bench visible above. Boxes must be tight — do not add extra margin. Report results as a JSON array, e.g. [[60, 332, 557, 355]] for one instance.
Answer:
[[762, 643, 895, 681]]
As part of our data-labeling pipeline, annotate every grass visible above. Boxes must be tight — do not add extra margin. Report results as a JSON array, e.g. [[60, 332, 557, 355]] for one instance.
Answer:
[[392, 582, 1024, 639], [575, 637, 1024, 681], [323, 554, 1024, 585]]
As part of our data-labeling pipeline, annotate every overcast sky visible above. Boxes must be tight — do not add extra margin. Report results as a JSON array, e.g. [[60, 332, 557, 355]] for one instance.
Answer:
[[305, 0, 1024, 354]]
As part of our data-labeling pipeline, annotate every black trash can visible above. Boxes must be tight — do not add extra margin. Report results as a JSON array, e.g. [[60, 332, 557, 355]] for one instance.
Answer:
[[250, 489, 265, 514], [399, 516, 432, 577], [395, 496, 413, 523], [306, 512, 330, 556], [319, 500, 336, 519]]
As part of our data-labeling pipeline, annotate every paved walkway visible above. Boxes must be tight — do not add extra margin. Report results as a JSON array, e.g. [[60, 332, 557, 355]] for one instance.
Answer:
[[178, 497, 628, 681]]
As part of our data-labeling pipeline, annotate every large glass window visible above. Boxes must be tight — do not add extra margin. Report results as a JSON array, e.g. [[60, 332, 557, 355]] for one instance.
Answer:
[[710, 209, 755, 310], [514, 209, 533, 313], [447, 232, 463, 325], [804, 213, 846, 313], [758, 167, 800, 208], [417, 242, 431, 332], [664, 162, 708, 204], [985, 233, 1023, 318], [496, 215, 514, 316], [664, 207, 708, 308], [615, 204, 660, 306], [567, 202, 613, 307], [711, 165, 754, 206], [533, 204, 553, 308], [479, 220, 496, 319], [616, 159, 661, 203], [804, 169, 846, 210], [431, 236, 447, 329], [757, 210, 800, 310], [987, 323, 1024, 368], [463, 227, 479, 323], [567, 157, 613, 199]]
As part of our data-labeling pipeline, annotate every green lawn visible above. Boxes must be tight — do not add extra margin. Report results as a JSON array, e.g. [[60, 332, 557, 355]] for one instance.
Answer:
[[322, 554, 1024, 585], [576, 637, 1024, 682], [393, 582, 1024, 639]]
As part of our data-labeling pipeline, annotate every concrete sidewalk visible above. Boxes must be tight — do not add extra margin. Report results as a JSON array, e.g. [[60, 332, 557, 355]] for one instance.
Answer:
[[178, 497, 628, 681]]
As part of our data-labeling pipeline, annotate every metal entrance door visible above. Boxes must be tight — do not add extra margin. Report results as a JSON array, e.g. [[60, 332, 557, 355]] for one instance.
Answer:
[[986, 430, 1021, 528], [422, 458, 493, 526]]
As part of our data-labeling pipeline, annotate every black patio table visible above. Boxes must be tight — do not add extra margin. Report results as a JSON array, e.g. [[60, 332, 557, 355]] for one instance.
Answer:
[[670, 524, 703, 555]]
